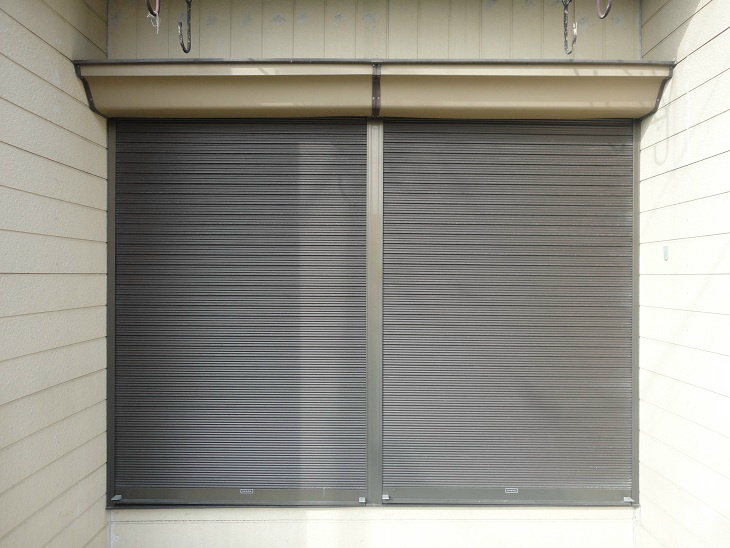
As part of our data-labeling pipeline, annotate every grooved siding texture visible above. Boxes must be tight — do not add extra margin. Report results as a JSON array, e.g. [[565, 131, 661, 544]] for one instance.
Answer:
[[0, 1, 107, 547], [637, 0, 730, 546], [107, 0, 640, 61]]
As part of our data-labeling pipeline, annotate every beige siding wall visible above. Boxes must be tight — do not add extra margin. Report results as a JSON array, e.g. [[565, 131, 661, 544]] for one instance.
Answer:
[[108, 0, 640, 60], [0, 1, 107, 547], [638, 0, 730, 547]]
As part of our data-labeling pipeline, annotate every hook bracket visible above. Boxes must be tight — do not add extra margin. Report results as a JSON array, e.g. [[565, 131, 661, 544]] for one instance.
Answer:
[[179, 0, 192, 54], [146, 0, 160, 17], [562, 0, 577, 55], [146, 0, 161, 34], [597, 0, 612, 19]]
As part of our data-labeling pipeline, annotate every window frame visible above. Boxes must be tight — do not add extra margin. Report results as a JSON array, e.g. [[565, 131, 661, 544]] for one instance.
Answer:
[[106, 118, 639, 509]]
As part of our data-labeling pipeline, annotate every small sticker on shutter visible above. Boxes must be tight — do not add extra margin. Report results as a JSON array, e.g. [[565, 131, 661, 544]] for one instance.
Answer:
[[240, 489, 254, 495], [505, 488, 519, 494]]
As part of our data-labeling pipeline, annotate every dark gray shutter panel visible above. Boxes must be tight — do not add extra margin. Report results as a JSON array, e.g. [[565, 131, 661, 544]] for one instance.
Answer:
[[114, 119, 367, 505], [381, 119, 634, 504]]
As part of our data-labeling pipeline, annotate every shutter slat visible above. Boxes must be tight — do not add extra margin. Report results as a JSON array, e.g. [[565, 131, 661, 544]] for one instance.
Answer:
[[382, 119, 633, 500], [114, 119, 367, 497]]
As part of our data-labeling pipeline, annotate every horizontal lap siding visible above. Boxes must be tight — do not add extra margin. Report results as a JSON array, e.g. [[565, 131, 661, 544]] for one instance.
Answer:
[[638, 0, 730, 546], [0, 1, 107, 547]]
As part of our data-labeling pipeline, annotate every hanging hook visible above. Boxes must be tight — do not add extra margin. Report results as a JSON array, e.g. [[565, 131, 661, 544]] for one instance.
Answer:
[[178, 0, 192, 54], [562, 0, 577, 55], [146, 0, 160, 17], [596, 0, 612, 19], [146, 0, 161, 34]]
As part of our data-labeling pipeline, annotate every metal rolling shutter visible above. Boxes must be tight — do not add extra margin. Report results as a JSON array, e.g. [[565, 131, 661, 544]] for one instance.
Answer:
[[382, 119, 634, 504], [113, 119, 367, 505]]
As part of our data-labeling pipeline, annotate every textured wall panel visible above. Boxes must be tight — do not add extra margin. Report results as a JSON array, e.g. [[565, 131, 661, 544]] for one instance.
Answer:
[[108, 0, 641, 61]]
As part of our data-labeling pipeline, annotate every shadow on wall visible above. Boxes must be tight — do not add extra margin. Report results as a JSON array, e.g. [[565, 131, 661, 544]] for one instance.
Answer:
[[640, 0, 711, 174], [636, 2, 730, 546], [639, 0, 727, 345]]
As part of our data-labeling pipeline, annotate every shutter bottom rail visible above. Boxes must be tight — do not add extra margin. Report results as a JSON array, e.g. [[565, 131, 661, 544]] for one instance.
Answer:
[[111, 487, 366, 506], [381, 487, 633, 506]]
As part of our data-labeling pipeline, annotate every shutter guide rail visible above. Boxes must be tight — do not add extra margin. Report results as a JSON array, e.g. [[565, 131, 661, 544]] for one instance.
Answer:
[[366, 119, 384, 505]]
